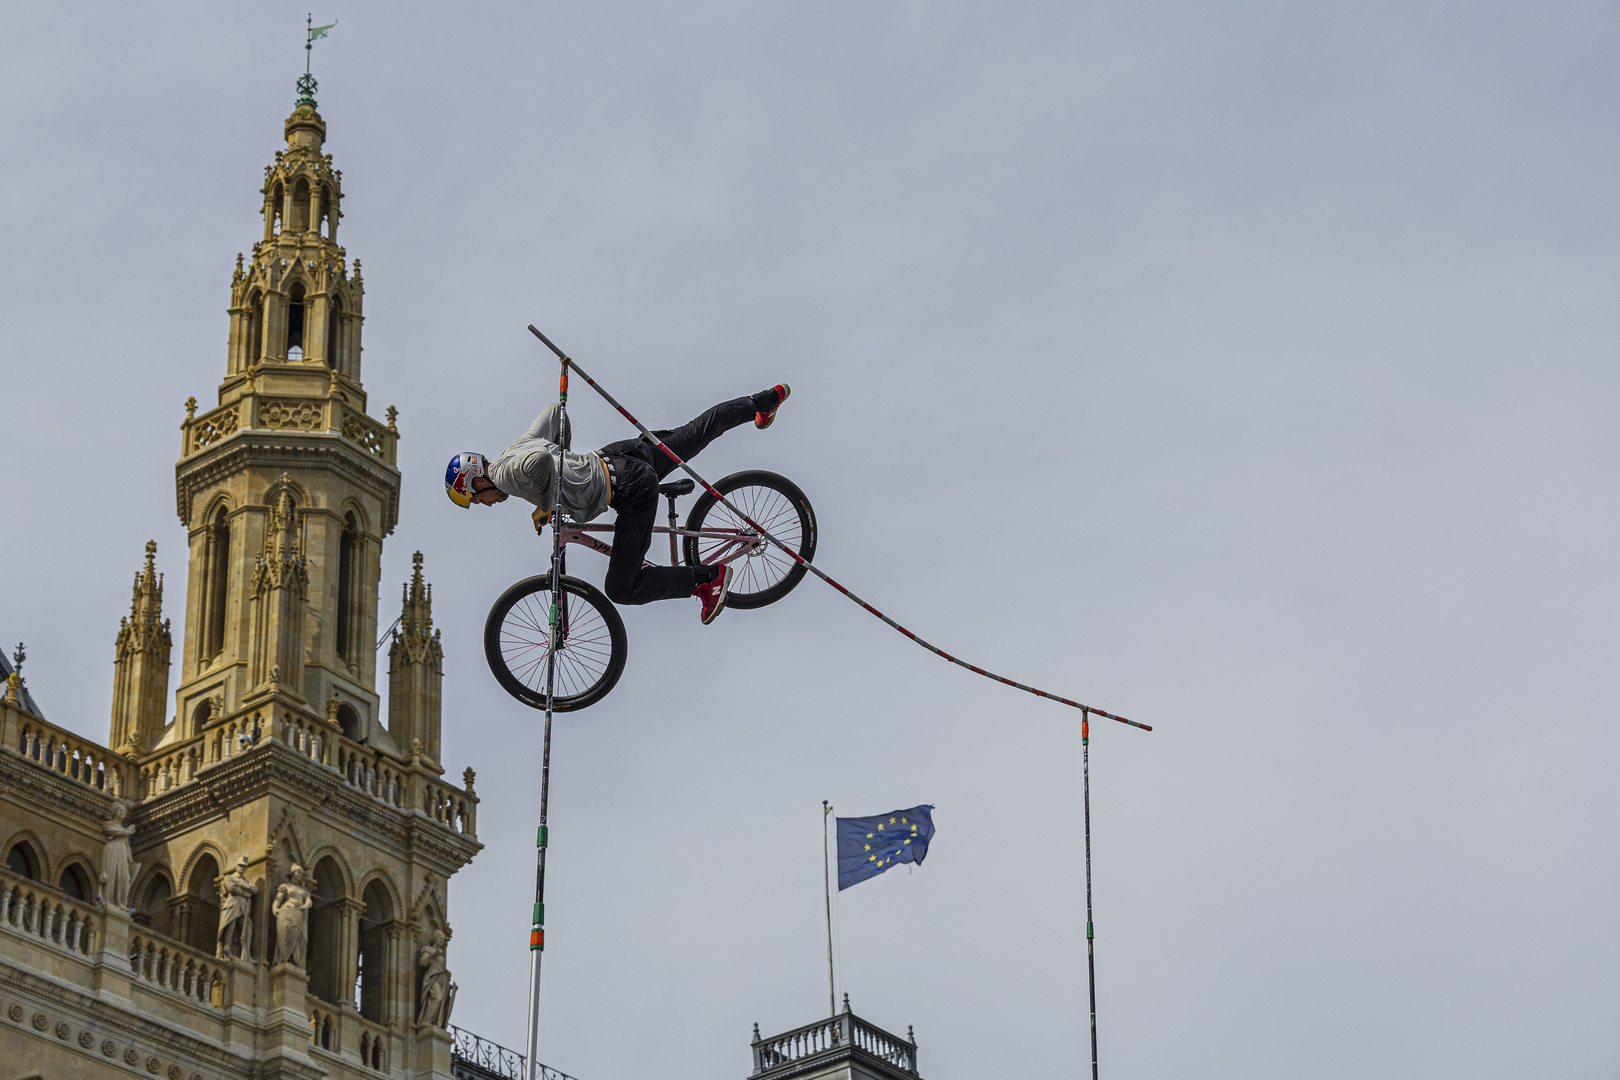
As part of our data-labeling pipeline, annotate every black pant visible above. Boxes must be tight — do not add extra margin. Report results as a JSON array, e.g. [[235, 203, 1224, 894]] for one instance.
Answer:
[[597, 396, 754, 605]]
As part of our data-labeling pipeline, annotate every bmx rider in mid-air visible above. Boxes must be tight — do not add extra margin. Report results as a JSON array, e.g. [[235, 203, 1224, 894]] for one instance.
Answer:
[[445, 383, 790, 624]]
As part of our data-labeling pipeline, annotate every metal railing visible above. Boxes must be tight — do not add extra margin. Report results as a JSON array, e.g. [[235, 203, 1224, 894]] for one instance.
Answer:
[[448, 1025, 583, 1080]]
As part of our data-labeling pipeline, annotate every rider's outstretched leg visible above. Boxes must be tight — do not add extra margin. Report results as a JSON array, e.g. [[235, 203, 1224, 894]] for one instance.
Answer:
[[597, 386, 788, 614]]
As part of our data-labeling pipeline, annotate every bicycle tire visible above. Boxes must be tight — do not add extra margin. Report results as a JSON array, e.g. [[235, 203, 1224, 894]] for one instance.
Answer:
[[484, 573, 628, 711], [683, 470, 817, 610]]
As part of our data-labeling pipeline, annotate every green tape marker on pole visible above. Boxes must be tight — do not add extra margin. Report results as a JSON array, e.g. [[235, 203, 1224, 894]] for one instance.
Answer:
[[533, 902, 544, 924], [537, 825, 548, 848]]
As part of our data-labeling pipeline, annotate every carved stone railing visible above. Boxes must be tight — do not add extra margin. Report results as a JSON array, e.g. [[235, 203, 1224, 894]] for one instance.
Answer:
[[137, 714, 270, 799], [128, 929, 227, 1009], [356, 1015, 391, 1072], [137, 708, 331, 800], [339, 406, 393, 464], [337, 735, 405, 808], [0, 867, 99, 957], [182, 392, 396, 465], [333, 733, 477, 839], [309, 1003, 339, 1053], [752, 1009, 918, 1076], [448, 1025, 583, 1080], [278, 711, 335, 767], [184, 401, 243, 454], [138, 733, 207, 799], [419, 774, 476, 838], [6, 708, 132, 798]]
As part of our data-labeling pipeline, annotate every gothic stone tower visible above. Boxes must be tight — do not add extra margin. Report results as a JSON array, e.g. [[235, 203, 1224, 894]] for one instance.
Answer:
[[1, 85, 481, 1080], [174, 94, 393, 742]]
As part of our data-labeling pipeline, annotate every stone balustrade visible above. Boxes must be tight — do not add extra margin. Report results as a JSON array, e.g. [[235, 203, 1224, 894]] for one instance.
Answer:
[[129, 929, 228, 1009], [357, 1015, 391, 1072], [0, 866, 99, 957], [338, 737, 405, 808], [752, 1009, 918, 1076], [138, 736, 207, 798], [278, 711, 333, 767], [309, 1003, 339, 1053], [419, 774, 476, 837], [8, 693, 475, 839], [182, 392, 397, 466], [333, 732, 477, 839], [6, 709, 131, 798]]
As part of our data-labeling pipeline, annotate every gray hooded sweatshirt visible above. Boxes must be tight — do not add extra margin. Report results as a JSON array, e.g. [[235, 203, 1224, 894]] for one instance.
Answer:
[[486, 403, 610, 523]]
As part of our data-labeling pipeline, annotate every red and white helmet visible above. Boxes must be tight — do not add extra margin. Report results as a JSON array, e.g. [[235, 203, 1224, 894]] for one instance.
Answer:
[[445, 452, 489, 508]]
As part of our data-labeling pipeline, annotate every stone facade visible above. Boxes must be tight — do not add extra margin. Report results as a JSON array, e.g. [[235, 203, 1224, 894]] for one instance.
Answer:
[[2, 85, 481, 1080]]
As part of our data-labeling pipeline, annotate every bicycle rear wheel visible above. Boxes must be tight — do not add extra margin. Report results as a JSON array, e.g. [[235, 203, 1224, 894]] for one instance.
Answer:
[[484, 574, 628, 711], [683, 470, 817, 609]]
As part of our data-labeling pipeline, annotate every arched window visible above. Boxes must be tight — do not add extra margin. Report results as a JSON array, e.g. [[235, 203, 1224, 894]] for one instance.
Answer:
[[186, 855, 221, 954], [247, 291, 264, 366], [268, 183, 284, 235], [335, 704, 361, 742], [6, 841, 39, 880], [292, 178, 311, 232], [286, 284, 306, 361], [201, 507, 230, 664], [356, 881, 393, 1020], [136, 873, 174, 938], [307, 858, 344, 1003], [58, 863, 91, 900], [192, 698, 213, 736], [336, 514, 358, 661], [325, 294, 342, 370]]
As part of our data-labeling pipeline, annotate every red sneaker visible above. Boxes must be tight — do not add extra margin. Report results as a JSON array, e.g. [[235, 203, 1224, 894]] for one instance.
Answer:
[[754, 383, 791, 429], [697, 565, 731, 624]]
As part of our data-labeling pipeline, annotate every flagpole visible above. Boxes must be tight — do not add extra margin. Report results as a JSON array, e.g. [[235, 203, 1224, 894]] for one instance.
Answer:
[[1082, 709, 1099, 1080], [823, 801, 836, 1018]]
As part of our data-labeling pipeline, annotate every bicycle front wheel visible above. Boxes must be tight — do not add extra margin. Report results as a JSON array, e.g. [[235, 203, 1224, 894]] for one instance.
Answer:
[[683, 470, 817, 609], [484, 574, 628, 711]]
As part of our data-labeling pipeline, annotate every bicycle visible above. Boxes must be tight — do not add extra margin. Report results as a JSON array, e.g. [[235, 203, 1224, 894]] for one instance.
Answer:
[[483, 470, 817, 711]]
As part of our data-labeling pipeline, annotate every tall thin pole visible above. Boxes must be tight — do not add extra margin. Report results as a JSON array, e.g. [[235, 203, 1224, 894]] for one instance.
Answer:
[[525, 357, 569, 1080], [1082, 708, 1098, 1080], [823, 801, 836, 1018]]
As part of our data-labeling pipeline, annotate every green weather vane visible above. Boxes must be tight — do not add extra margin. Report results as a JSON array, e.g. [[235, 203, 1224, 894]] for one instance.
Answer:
[[297, 14, 338, 106]]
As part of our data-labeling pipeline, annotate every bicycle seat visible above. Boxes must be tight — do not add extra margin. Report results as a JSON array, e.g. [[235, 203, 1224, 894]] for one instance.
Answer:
[[658, 479, 695, 497]]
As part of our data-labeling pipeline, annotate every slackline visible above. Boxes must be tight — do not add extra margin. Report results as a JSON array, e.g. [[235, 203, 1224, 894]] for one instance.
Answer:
[[528, 325, 1151, 733]]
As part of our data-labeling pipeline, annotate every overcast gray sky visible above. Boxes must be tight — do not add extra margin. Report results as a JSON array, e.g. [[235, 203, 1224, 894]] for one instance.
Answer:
[[4, 3, 1619, 1078]]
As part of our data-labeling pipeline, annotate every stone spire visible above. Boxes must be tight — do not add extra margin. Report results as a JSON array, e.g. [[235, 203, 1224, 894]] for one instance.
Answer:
[[388, 552, 444, 771], [110, 541, 173, 754], [172, 93, 398, 767]]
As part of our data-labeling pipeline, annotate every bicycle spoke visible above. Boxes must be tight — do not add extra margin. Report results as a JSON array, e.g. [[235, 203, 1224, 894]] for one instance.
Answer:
[[499, 586, 616, 695]]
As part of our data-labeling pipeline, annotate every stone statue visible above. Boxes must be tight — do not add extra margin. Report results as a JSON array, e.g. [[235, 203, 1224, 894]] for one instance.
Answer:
[[216, 856, 257, 960], [415, 930, 455, 1028], [271, 864, 315, 968], [98, 800, 140, 909]]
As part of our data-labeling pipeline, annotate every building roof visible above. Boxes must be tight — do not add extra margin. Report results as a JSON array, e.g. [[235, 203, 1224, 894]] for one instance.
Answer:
[[0, 647, 45, 718]]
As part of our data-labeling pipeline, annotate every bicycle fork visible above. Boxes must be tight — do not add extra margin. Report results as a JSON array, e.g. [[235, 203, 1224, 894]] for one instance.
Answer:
[[551, 549, 571, 650]]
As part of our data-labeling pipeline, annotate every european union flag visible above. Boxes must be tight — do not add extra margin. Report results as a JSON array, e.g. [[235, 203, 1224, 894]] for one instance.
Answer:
[[836, 805, 935, 891]]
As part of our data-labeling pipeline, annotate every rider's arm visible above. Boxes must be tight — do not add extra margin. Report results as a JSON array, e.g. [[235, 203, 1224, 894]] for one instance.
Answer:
[[521, 403, 571, 449], [514, 446, 556, 502]]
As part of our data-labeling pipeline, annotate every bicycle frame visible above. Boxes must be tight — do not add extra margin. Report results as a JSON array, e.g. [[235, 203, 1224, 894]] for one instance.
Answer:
[[556, 521, 765, 569]]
